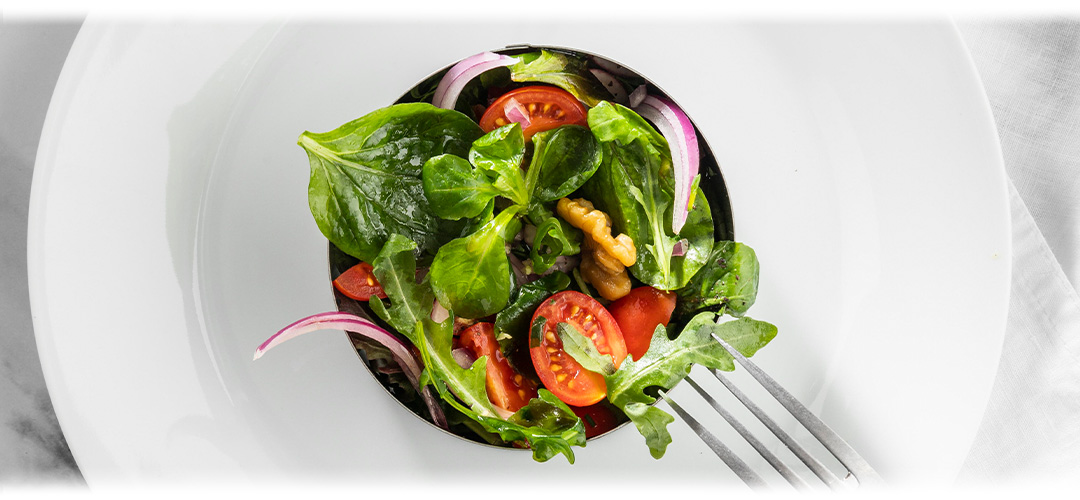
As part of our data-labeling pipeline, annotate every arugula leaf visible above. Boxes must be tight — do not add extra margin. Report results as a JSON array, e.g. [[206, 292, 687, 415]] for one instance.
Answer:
[[529, 125, 603, 203], [604, 312, 778, 458], [530, 216, 581, 273], [367, 234, 433, 343], [557, 322, 616, 376], [581, 102, 714, 290], [509, 50, 610, 107], [300, 102, 482, 262], [675, 241, 761, 321], [495, 272, 570, 374], [421, 154, 502, 220], [469, 123, 528, 205], [429, 206, 521, 319]]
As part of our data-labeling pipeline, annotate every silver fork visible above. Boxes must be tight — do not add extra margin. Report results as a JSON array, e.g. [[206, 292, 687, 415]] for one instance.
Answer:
[[659, 334, 884, 490]]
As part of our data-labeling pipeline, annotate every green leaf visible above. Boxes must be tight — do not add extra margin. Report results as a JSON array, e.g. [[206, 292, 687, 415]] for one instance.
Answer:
[[299, 102, 482, 262], [421, 154, 502, 220], [495, 272, 571, 373], [529, 125, 603, 203], [581, 102, 714, 290], [429, 207, 521, 319], [604, 312, 777, 458], [529, 215, 581, 273], [674, 241, 761, 321], [469, 123, 528, 205], [509, 50, 611, 107], [557, 322, 616, 376], [367, 234, 433, 344]]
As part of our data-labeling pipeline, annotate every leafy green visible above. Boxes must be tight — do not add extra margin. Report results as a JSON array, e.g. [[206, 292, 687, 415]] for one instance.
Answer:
[[528, 125, 603, 203], [557, 323, 616, 376], [675, 241, 761, 320], [429, 207, 521, 319], [300, 102, 483, 262], [604, 312, 778, 458], [495, 272, 571, 373], [421, 154, 502, 220], [367, 234, 433, 343], [529, 216, 580, 273], [469, 123, 529, 205], [509, 50, 610, 107], [372, 235, 585, 463], [581, 102, 714, 290]]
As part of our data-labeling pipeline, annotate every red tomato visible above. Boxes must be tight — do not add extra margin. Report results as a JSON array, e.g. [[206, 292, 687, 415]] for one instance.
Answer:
[[460, 323, 538, 413], [570, 402, 621, 439], [529, 291, 627, 406], [332, 262, 387, 301], [479, 86, 588, 140], [607, 287, 677, 361]]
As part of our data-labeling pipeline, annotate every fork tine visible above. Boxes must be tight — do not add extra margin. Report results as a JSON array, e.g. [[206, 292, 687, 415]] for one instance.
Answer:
[[685, 375, 814, 490], [703, 370, 842, 489], [660, 389, 769, 490], [710, 333, 884, 486]]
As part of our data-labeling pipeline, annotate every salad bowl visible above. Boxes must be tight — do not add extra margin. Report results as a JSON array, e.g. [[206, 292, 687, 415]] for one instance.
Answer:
[[28, 19, 1009, 487]]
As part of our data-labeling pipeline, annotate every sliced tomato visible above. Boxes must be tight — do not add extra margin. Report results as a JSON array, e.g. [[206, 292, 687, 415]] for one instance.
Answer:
[[607, 286, 677, 361], [569, 402, 621, 439], [460, 322, 538, 413], [529, 291, 627, 407], [332, 262, 387, 301], [479, 86, 588, 140]]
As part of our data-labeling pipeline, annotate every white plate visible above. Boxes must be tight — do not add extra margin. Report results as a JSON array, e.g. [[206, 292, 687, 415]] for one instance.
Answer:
[[29, 19, 1009, 487]]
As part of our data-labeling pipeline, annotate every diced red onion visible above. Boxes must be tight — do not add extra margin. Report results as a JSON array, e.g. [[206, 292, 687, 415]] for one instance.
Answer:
[[629, 85, 647, 108], [543, 254, 581, 276], [672, 238, 688, 257], [255, 312, 447, 428], [503, 97, 532, 129], [432, 52, 518, 109], [589, 68, 628, 105], [633, 95, 700, 234], [592, 56, 636, 78], [452, 348, 477, 369], [431, 299, 450, 323]]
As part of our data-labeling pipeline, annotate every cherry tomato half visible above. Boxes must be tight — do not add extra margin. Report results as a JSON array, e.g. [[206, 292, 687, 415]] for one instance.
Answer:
[[460, 322, 538, 413], [529, 291, 627, 407], [607, 287, 677, 361], [332, 262, 387, 301], [479, 86, 588, 140]]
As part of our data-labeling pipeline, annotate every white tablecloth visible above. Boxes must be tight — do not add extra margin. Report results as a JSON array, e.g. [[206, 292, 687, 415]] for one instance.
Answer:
[[956, 21, 1080, 486]]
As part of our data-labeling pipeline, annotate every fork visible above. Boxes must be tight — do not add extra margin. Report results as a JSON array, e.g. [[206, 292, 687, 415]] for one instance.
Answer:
[[658, 333, 884, 490]]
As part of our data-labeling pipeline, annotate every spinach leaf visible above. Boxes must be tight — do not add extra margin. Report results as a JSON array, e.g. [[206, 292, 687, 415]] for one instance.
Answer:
[[300, 103, 482, 262], [604, 312, 777, 458], [675, 241, 760, 320], [421, 154, 501, 220], [429, 206, 522, 319], [495, 271, 570, 373], [581, 102, 713, 290], [528, 125, 603, 203], [510, 50, 610, 107], [367, 234, 433, 343], [557, 322, 616, 376], [469, 123, 528, 205]]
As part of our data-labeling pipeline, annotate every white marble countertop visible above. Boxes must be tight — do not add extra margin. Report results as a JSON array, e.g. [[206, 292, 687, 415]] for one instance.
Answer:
[[2, 17, 1079, 488]]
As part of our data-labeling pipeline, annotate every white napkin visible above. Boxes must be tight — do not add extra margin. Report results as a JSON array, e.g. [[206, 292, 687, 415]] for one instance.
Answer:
[[956, 21, 1080, 485]]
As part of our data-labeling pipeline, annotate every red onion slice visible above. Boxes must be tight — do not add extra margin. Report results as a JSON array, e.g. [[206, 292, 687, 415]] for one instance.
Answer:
[[672, 238, 689, 257], [629, 85, 647, 108], [592, 56, 636, 78], [254, 311, 447, 428], [634, 95, 700, 234], [451, 348, 478, 369], [589, 68, 628, 105], [432, 52, 518, 109]]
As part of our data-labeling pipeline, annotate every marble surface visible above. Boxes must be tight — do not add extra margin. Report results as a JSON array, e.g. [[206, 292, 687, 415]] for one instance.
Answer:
[[0, 19, 84, 486], [2, 17, 1078, 488]]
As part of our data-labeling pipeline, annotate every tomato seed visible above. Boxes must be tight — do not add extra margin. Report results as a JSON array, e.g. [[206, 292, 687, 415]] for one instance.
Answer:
[[550, 364, 561, 372]]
